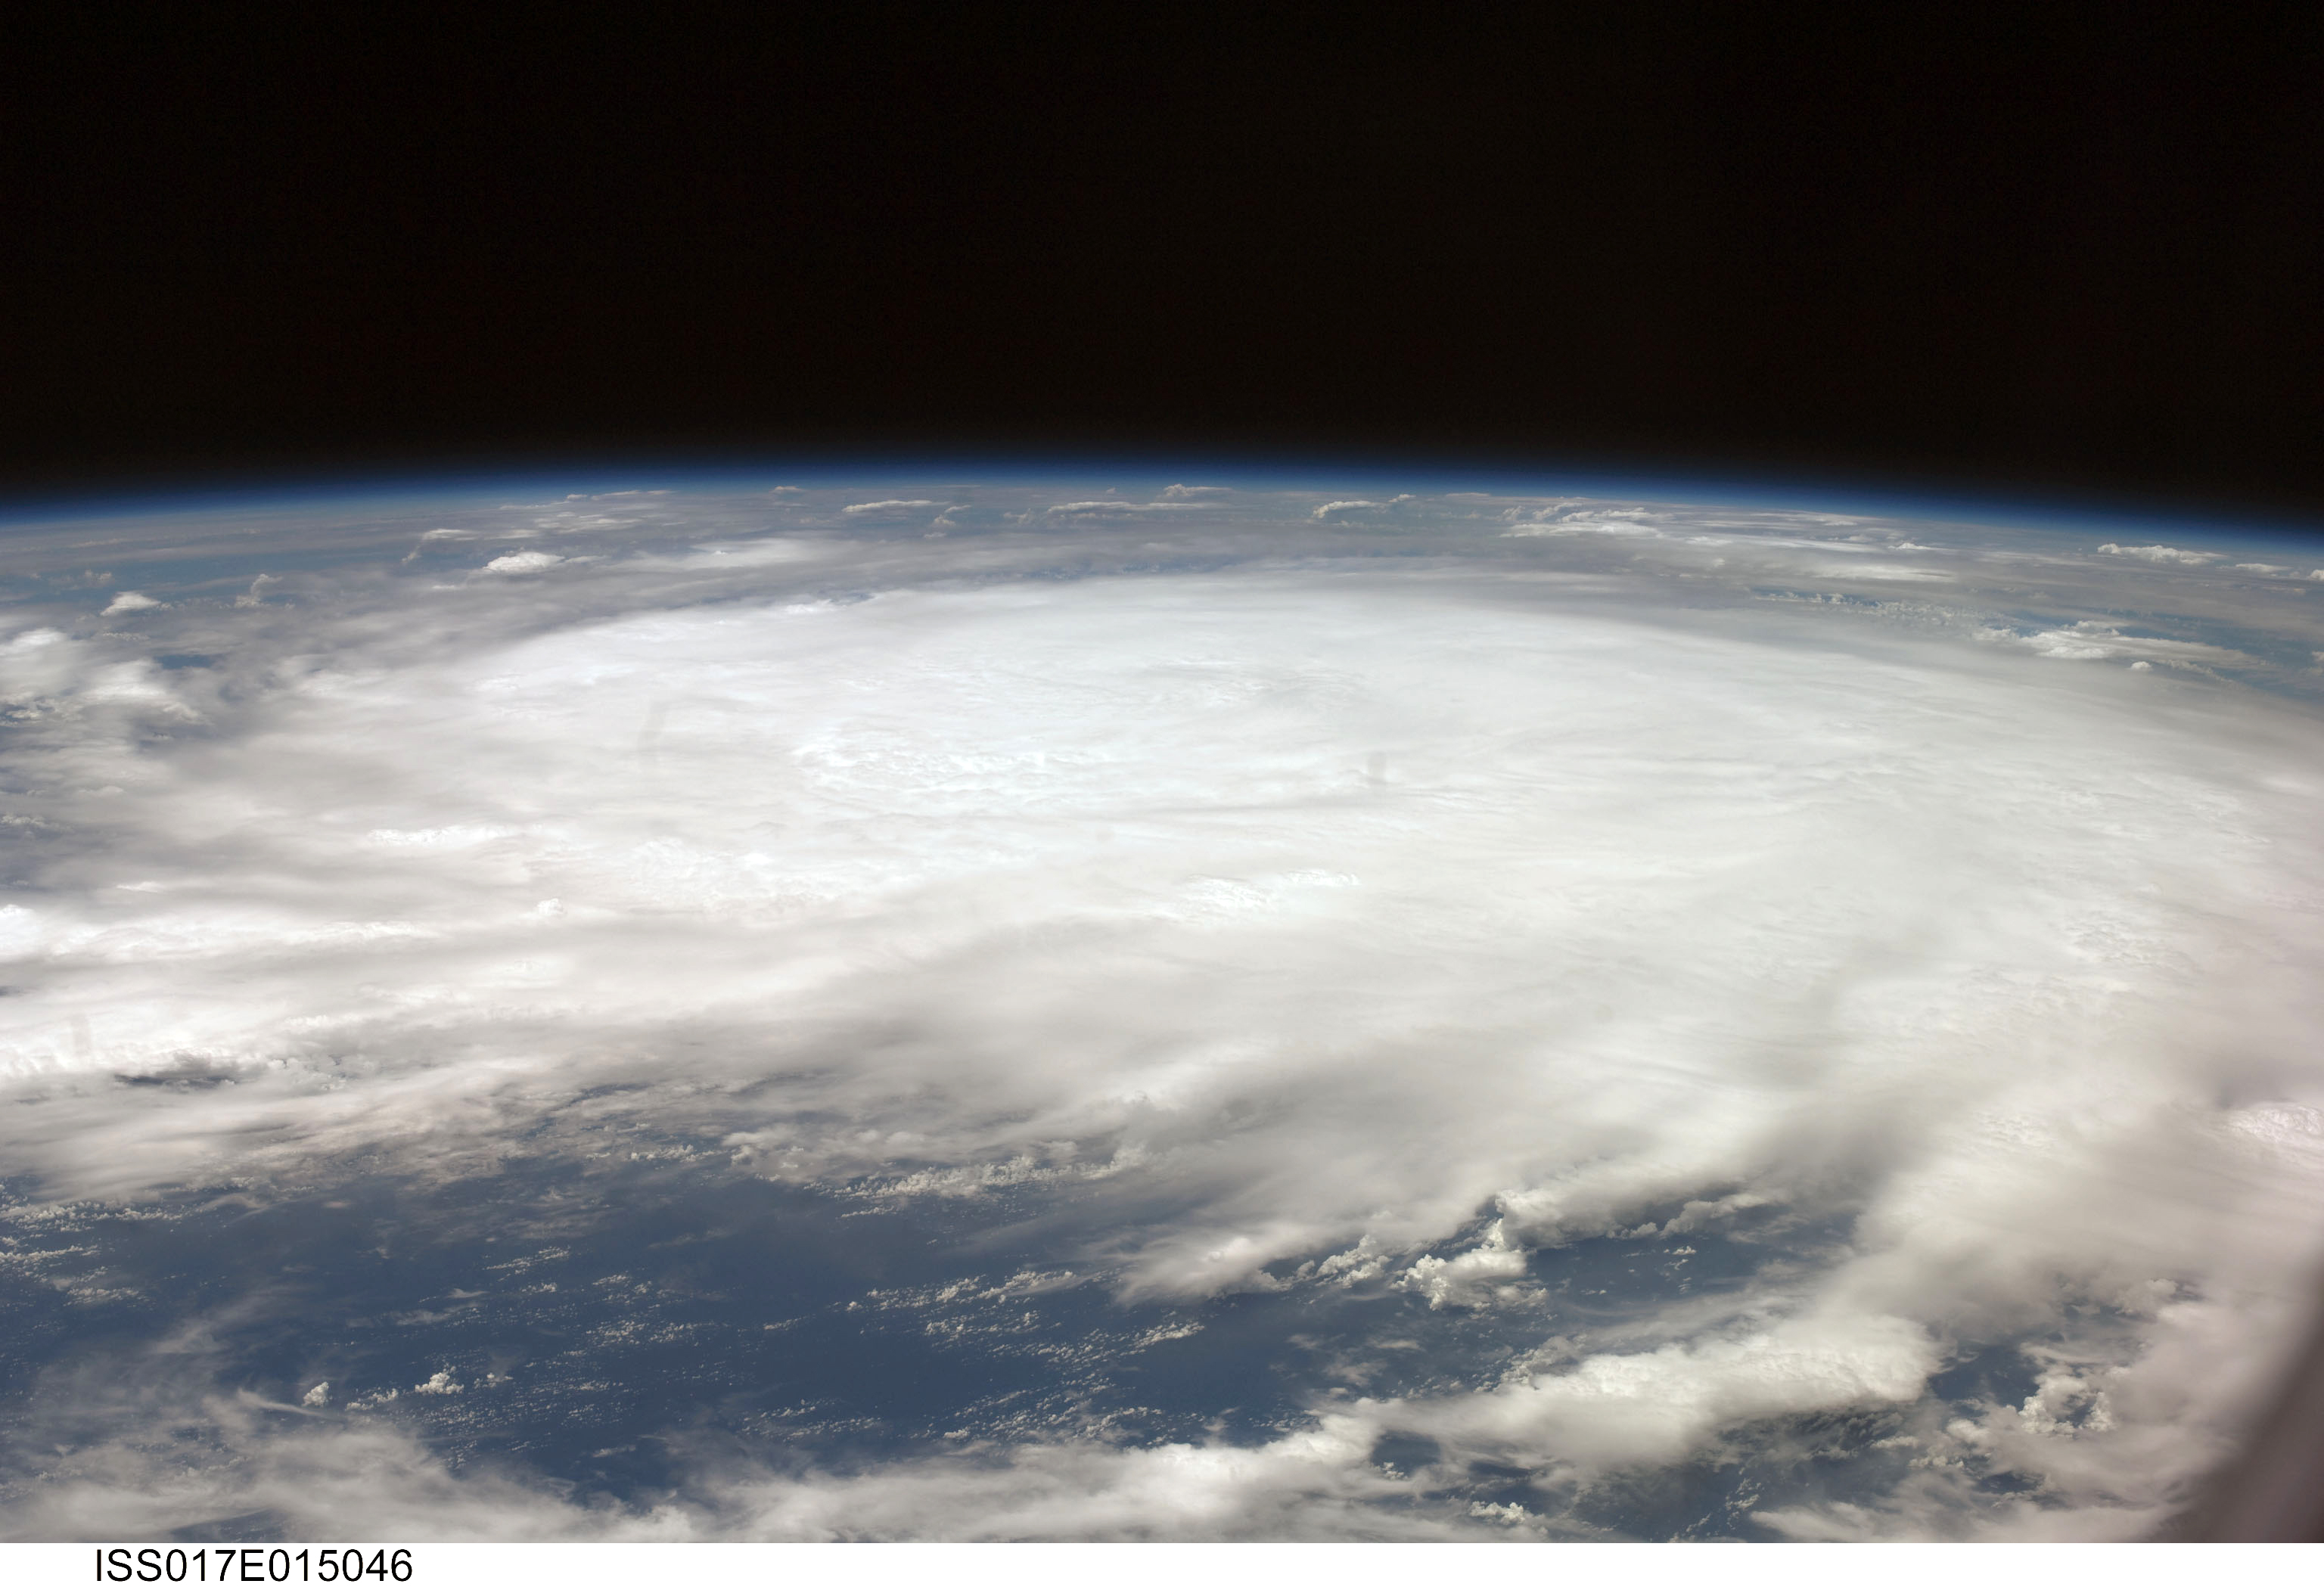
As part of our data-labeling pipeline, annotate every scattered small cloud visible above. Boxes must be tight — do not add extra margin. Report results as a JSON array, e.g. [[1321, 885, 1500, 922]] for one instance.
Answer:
[[1502, 506, 1663, 538], [631, 539, 826, 572], [1980, 620, 2247, 668], [1044, 500, 1216, 517], [2097, 543, 2219, 565]]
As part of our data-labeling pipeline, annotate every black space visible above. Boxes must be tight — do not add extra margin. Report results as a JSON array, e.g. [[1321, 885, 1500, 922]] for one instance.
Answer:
[[9, 11, 2322, 517]]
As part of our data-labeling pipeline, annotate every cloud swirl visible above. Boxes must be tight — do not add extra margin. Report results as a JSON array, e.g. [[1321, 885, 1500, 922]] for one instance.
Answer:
[[2, 481, 2322, 1540]]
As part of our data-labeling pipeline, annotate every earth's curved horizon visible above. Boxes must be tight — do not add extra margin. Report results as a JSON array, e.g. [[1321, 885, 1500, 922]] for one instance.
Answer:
[[3, 469, 2322, 1542]]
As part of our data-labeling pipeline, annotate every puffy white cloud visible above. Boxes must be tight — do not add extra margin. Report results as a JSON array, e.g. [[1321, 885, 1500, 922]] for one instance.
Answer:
[[481, 551, 564, 574], [0, 1393, 1446, 1542], [1969, 619, 2253, 669], [1501, 506, 1663, 537], [2096, 542, 2218, 564], [1399, 1219, 1528, 1309]]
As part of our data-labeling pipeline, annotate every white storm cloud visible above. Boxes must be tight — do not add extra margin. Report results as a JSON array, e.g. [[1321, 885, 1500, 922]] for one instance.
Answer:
[[3, 503, 2324, 1539]]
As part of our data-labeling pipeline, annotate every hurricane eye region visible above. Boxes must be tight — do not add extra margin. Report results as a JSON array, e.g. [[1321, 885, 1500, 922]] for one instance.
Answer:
[[2, 479, 2322, 1542]]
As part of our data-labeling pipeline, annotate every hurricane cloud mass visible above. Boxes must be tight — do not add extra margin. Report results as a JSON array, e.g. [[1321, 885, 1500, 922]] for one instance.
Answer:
[[2, 480, 2322, 1541]]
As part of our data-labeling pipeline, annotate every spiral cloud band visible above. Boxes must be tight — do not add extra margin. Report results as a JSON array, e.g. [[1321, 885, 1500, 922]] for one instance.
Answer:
[[2, 478, 2322, 1540]]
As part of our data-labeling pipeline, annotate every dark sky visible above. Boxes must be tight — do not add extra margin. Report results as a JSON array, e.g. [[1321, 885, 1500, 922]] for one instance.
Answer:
[[11, 11, 2323, 516]]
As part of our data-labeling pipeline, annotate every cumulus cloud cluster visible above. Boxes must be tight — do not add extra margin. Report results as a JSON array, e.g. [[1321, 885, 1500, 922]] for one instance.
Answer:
[[2, 482, 2323, 1541], [2096, 542, 2220, 565]]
